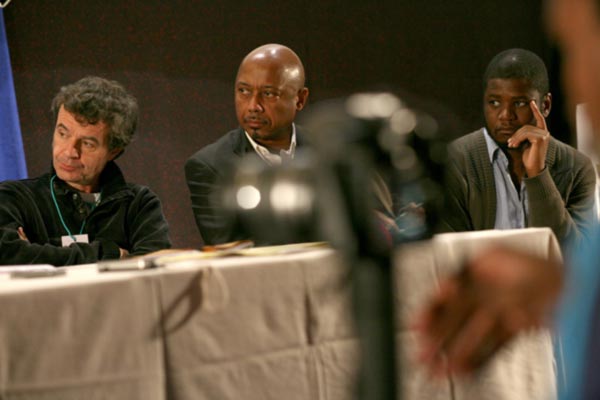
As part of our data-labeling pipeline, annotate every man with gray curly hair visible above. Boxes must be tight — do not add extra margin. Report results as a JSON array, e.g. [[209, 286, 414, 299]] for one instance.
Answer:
[[0, 76, 171, 266]]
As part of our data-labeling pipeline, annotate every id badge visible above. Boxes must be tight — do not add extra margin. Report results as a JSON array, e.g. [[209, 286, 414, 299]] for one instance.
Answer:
[[61, 234, 89, 246]]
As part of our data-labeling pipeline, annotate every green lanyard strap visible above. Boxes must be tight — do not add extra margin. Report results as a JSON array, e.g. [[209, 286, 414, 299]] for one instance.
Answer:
[[50, 175, 100, 241]]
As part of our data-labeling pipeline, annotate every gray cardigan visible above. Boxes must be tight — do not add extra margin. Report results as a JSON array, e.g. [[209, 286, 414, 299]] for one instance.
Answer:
[[441, 128, 597, 248]]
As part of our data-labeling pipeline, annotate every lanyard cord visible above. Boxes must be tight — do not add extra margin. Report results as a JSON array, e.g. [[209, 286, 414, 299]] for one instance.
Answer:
[[50, 175, 100, 241]]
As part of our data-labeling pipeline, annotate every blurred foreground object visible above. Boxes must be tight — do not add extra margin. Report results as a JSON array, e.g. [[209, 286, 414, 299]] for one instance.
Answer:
[[222, 91, 450, 399], [223, 92, 449, 247], [416, 244, 563, 376]]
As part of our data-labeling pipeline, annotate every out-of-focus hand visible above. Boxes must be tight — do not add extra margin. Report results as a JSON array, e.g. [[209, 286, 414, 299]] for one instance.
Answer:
[[17, 227, 29, 242], [507, 101, 550, 177], [415, 246, 563, 376]]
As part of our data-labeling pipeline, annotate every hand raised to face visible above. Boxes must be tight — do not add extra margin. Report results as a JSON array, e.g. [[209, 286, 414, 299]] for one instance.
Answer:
[[507, 100, 551, 178]]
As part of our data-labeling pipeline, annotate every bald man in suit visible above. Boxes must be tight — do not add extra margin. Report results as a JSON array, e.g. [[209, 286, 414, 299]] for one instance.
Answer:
[[185, 44, 309, 245]]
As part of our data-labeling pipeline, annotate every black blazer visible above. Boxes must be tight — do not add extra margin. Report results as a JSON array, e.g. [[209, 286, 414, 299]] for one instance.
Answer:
[[184, 126, 308, 245]]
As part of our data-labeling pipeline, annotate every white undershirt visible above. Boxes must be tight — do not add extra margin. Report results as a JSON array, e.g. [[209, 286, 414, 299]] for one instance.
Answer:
[[244, 123, 297, 166]]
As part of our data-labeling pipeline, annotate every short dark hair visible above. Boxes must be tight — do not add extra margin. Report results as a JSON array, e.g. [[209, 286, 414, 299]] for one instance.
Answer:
[[51, 76, 139, 151], [483, 48, 549, 95]]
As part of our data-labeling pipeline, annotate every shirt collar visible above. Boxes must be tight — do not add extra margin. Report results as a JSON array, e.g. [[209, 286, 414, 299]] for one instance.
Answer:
[[483, 127, 502, 162], [244, 123, 297, 166]]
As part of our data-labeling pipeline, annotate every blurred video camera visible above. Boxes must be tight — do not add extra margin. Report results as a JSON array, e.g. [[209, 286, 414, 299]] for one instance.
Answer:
[[221, 91, 454, 400], [222, 91, 450, 251]]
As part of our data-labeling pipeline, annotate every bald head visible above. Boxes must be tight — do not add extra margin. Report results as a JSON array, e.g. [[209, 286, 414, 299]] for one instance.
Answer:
[[238, 44, 306, 90], [235, 44, 309, 149]]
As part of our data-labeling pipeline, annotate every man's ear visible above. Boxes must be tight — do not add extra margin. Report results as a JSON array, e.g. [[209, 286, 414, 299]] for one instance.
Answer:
[[296, 87, 309, 111], [542, 93, 552, 117]]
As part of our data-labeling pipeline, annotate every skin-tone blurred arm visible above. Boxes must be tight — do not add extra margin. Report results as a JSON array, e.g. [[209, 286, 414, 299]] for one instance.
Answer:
[[546, 0, 600, 134], [415, 246, 563, 376], [507, 100, 550, 178]]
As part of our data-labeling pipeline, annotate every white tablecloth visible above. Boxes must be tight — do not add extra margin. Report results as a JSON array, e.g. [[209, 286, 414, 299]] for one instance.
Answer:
[[0, 227, 561, 400]]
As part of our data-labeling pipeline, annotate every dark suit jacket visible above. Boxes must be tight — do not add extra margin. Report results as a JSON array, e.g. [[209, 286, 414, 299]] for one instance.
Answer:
[[184, 126, 307, 245]]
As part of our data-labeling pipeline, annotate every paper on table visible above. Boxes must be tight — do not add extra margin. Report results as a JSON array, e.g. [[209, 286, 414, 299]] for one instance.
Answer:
[[0, 265, 64, 280], [232, 241, 329, 256], [152, 242, 330, 267], [0, 265, 56, 272]]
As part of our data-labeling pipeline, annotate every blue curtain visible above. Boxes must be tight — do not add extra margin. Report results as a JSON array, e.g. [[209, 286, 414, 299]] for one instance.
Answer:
[[0, 8, 27, 182]]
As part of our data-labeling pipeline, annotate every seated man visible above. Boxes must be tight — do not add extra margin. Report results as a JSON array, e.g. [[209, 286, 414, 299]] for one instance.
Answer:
[[0, 76, 171, 266], [442, 48, 596, 248], [417, 6, 600, 398], [185, 43, 309, 245]]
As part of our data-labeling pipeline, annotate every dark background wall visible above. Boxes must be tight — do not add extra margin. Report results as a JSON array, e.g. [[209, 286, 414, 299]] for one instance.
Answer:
[[4, 0, 564, 248]]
